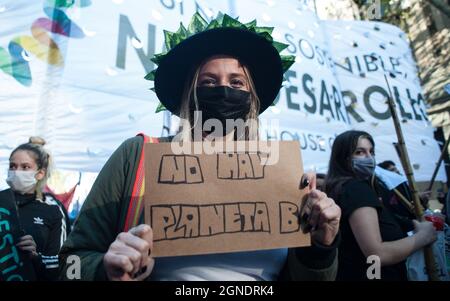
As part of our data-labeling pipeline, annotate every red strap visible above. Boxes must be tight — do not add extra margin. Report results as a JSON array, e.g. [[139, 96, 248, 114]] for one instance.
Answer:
[[123, 133, 159, 232]]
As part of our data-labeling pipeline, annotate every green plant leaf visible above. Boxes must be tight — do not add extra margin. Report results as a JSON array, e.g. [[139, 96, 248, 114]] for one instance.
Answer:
[[144, 70, 156, 81], [188, 12, 208, 34], [258, 31, 273, 42], [245, 19, 257, 29], [254, 26, 274, 35], [206, 19, 220, 30], [272, 41, 289, 52], [163, 30, 175, 50], [150, 53, 166, 65], [176, 23, 189, 39], [281, 55, 296, 72], [155, 102, 167, 113], [222, 14, 245, 29]]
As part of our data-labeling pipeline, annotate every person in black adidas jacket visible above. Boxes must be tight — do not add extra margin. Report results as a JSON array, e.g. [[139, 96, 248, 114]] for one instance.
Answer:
[[1, 137, 69, 281]]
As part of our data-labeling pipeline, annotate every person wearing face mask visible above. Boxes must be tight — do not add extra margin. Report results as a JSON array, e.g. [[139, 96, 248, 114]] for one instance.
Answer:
[[325, 130, 437, 280], [1, 137, 69, 280], [59, 13, 342, 281]]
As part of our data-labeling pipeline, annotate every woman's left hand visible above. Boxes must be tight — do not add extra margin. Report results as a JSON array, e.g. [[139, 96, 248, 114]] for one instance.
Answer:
[[16, 235, 39, 258], [300, 173, 341, 246]]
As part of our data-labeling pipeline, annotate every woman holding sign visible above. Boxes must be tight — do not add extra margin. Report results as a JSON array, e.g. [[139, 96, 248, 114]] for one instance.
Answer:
[[325, 130, 437, 280], [59, 13, 341, 281]]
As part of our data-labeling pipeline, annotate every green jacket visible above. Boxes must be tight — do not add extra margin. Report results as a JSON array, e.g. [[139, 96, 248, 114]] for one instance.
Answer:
[[59, 136, 338, 281]]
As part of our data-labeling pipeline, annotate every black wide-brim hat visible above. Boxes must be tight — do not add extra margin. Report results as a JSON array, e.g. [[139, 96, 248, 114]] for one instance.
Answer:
[[154, 27, 284, 116]]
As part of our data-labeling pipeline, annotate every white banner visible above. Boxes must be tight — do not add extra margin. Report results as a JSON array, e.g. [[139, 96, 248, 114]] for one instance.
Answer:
[[0, 0, 446, 184]]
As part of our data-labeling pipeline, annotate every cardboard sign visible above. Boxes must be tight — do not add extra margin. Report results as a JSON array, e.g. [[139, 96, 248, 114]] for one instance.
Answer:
[[144, 141, 310, 257]]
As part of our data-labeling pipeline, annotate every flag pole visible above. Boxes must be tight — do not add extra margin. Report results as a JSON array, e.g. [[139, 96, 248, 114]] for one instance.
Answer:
[[427, 132, 450, 192], [383, 73, 440, 281]]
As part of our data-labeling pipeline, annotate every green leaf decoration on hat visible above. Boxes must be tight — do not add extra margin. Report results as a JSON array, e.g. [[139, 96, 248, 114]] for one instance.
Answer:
[[155, 102, 167, 113], [146, 12, 296, 113]]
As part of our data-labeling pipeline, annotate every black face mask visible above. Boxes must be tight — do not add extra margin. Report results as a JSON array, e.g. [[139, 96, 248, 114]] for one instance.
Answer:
[[195, 86, 251, 128]]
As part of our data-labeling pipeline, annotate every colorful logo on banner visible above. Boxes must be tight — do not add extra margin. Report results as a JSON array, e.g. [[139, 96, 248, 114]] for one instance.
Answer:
[[0, 0, 91, 86]]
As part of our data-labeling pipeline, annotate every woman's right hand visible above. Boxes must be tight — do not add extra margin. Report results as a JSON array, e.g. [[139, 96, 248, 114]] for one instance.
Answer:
[[103, 224, 155, 281], [413, 220, 437, 247]]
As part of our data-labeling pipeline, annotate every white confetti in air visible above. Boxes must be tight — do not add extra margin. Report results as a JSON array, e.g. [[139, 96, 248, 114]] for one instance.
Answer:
[[69, 103, 83, 114], [262, 13, 271, 22], [83, 28, 96, 37], [288, 22, 296, 29], [204, 8, 214, 18], [105, 67, 118, 76], [152, 9, 163, 21], [21, 50, 32, 62], [131, 37, 143, 49], [271, 107, 281, 114]]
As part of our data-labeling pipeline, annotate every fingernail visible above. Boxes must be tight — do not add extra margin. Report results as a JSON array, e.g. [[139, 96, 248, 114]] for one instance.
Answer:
[[300, 178, 310, 189], [133, 266, 147, 278]]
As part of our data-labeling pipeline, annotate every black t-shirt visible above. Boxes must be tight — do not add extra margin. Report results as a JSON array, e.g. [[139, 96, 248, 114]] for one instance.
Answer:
[[336, 179, 408, 281]]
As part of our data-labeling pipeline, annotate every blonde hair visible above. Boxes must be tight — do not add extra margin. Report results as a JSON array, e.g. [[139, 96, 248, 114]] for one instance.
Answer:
[[174, 57, 261, 142], [11, 136, 52, 200]]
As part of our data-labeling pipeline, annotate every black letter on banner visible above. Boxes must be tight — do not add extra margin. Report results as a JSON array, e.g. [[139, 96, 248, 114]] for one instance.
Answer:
[[364, 54, 378, 72], [393, 86, 412, 120], [334, 57, 352, 74], [407, 89, 426, 121], [299, 39, 314, 59], [285, 33, 297, 54], [332, 85, 348, 123], [285, 70, 300, 111], [116, 15, 155, 73], [319, 80, 335, 119], [342, 90, 364, 123], [308, 134, 317, 151], [303, 73, 316, 114], [363, 86, 390, 120]]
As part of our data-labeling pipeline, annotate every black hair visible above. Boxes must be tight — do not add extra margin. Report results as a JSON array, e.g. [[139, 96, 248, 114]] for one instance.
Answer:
[[325, 130, 375, 200], [378, 160, 396, 170]]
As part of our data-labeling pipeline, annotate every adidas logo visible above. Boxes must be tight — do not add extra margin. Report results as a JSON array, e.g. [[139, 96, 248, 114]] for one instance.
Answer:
[[33, 217, 44, 225]]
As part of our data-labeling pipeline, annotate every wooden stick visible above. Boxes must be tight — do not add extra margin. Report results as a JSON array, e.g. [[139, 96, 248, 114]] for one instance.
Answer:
[[427, 132, 450, 192], [392, 188, 415, 214], [384, 74, 440, 281]]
